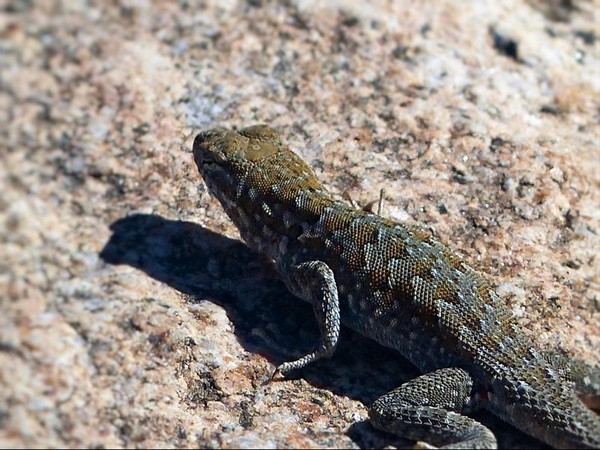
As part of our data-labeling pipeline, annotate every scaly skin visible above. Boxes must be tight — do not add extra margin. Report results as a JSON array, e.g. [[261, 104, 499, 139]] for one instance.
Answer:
[[193, 125, 600, 448]]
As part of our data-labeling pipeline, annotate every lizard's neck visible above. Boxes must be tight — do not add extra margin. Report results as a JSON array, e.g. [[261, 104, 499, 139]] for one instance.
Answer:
[[205, 150, 341, 258]]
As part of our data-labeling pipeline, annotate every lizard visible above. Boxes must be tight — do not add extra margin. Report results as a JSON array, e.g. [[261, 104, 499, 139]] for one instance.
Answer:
[[192, 124, 600, 448]]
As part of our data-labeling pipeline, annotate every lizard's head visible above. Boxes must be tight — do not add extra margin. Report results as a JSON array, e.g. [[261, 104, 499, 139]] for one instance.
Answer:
[[193, 124, 325, 247], [193, 125, 283, 200], [194, 125, 281, 167]]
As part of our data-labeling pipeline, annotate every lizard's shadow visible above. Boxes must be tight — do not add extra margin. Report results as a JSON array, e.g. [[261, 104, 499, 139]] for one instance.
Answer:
[[99, 213, 410, 444], [100, 213, 542, 449]]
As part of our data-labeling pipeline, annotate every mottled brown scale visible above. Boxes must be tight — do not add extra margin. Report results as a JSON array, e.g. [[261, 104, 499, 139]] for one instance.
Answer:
[[322, 210, 354, 232], [193, 126, 600, 449], [433, 280, 460, 305]]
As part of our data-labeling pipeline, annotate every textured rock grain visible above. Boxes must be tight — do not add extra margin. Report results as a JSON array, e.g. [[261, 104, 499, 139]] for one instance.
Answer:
[[0, 0, 598, 448]]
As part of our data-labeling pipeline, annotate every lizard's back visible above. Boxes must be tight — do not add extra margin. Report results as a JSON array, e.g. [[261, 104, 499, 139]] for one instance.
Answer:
[[283, 194, 519, 374]]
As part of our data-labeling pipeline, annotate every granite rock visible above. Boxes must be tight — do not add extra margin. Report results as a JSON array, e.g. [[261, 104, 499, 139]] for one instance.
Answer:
[[1, 0, 598, 448]]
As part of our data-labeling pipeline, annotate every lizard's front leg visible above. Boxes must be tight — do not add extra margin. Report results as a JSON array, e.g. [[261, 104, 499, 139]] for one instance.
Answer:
[[273, 260, 340, 377], [369, 367, 497, 449]]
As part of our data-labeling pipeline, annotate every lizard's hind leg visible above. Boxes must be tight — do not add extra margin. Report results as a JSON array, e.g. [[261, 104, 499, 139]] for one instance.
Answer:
[[369, 367, 497, 449]]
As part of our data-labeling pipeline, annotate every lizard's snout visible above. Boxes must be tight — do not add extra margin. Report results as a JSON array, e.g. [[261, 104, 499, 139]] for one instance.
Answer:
[[194, 128, 223, 146], [192, 132, 210, 167], [193, 128, 226, 166]]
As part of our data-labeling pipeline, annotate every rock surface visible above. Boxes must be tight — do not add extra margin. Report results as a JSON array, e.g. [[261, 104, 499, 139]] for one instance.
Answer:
[[0, 0, 598, 448]]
